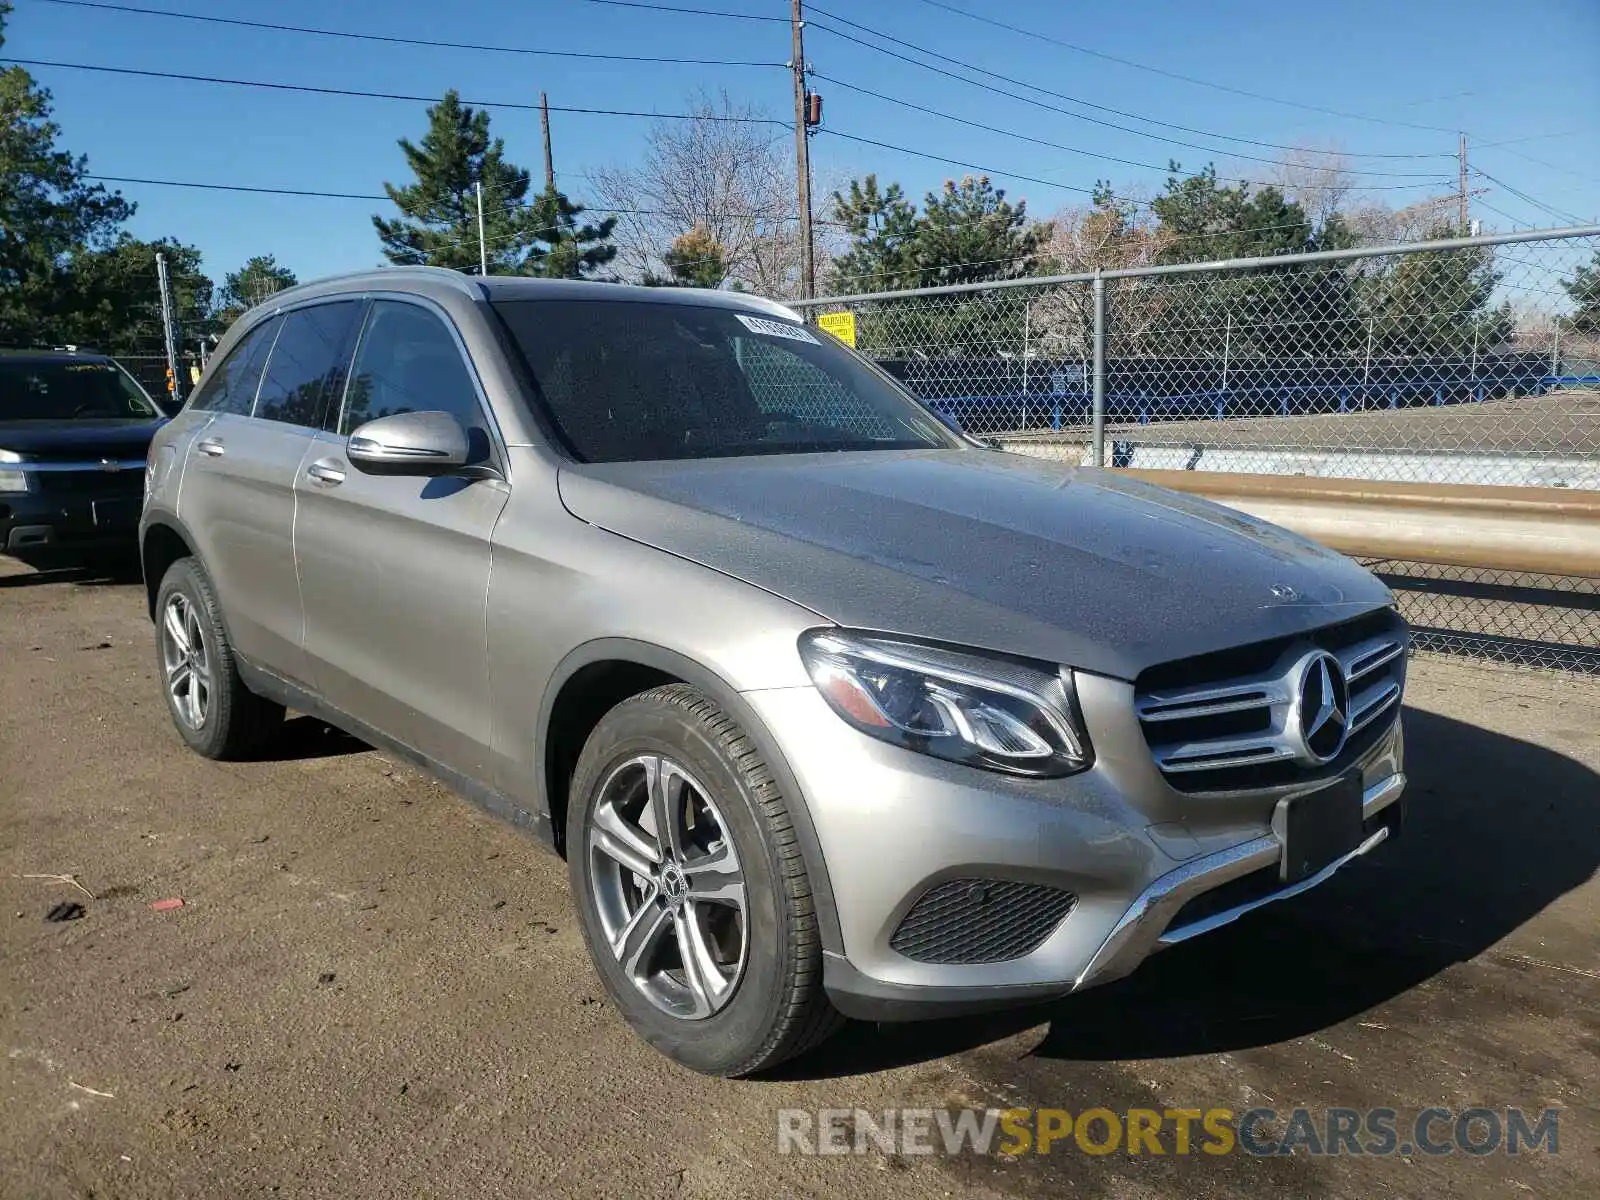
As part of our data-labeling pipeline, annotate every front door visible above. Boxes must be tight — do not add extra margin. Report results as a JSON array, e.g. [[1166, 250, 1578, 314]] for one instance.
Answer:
[[294, 298, 509, 779], [177, 314, 311, 679]]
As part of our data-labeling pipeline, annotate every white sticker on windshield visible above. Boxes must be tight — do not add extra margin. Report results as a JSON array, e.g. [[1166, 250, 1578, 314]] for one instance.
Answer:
[[735, 313, 821, 344]]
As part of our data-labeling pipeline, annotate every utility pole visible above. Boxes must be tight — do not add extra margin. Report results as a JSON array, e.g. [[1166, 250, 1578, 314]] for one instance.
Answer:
[[539, 92, 555, 192], [155, 251, 183, 405], [1458, 132, 1469, 233], [790, 0, 816, 299], [475, 180, 489, 277]]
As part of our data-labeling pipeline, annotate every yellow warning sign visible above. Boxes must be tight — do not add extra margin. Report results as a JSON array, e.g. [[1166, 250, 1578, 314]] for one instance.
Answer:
[[816, 311, 857, 347]]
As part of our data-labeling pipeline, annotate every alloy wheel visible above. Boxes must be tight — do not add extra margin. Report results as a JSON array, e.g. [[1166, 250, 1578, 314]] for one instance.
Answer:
[[160, 592, 211, 730], [586, 754, 748, 1020]]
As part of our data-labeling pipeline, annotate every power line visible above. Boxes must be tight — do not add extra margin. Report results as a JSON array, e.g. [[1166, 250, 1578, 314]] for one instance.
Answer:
[[33, 0, 784, 68], [573, 0, 788, 22], [1474, 199, 1529, 230], [1475, 130, 1585, 149], [819, 125, 1452, 218], [901, 0, 1457, 135], [82, 172, 1323, 291], [815, 72, 1448, 192], [822, 126, 1100, 198], [4, 59, 789, 124], [86, 173, 843, 227], [90, 174, 388, 199], [1488, 144, 1600, 189], [804, 7, 1452, 165], [1472, 167, 1586, 226]]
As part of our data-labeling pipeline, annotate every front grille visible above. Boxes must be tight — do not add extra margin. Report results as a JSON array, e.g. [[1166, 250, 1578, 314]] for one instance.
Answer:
[[34, 468, 144, 497], [1135, 608, 1407, 793], [889, 878, 1077, 964]]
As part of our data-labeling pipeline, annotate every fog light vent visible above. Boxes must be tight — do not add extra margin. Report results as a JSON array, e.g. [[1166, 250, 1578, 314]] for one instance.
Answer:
[[889, 878, 1076, 965]]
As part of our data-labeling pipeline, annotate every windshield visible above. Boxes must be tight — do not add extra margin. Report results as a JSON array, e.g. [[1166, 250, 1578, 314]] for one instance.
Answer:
[[0, 360, 162, 422], [492, 299, 957, 462]]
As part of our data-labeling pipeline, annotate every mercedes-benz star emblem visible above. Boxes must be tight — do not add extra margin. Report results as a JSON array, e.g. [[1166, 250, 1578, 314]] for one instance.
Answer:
[[1295, 650, 1350, 764]]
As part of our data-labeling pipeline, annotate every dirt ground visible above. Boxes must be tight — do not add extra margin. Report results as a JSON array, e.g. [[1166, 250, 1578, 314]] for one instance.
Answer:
[[4, 556, 1598, 1199]]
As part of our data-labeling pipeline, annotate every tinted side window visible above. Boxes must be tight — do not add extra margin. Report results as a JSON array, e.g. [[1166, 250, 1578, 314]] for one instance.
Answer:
[[190, 318, 278, 415], [253, 301, 364, 427], [339, 302, 486, 443]]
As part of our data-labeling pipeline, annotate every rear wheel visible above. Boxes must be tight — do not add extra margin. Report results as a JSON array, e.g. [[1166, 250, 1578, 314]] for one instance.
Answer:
[[155, 557, 284, 759], [567, 685, 840, 1076]]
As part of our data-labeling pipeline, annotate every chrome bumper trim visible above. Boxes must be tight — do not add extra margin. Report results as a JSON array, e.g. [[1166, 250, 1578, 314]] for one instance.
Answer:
[[1074, 771, 1405, 990], [17, 459, 146, 472]]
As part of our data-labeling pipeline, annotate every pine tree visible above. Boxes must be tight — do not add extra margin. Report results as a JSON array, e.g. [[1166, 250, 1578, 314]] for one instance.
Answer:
[[1369, 225, 1510, 357], [911, 175, 1053, 287], [0, 1, 134, 344], [1562, 246, 1600, 334], [64, 237, 213, 354], [1145, 164, 1364, 361], [215, 254, 297, 326], [374, 92, 612, 277], [828, 175, 920, 292], [1149, 163, 1314, 264], [521, 185, 618, 279]]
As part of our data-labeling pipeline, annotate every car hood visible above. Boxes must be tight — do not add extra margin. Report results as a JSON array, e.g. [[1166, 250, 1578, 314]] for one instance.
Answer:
[[556, 449, 1392, 681], [0, 418, 165, 459]]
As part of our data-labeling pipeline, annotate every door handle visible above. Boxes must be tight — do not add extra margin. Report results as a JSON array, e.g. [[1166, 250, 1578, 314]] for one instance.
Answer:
[[305, 457, 346, 487], [195, 437, 225, 457]]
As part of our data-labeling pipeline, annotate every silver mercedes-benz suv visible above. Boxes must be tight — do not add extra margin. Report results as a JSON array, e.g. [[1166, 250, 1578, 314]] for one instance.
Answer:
[[140, 268, 1407, 1076]]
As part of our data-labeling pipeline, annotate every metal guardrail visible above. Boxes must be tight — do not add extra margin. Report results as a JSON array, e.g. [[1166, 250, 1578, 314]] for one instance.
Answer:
[[1118, 471, 1600, 577], [1116, 470, 1600, 673]]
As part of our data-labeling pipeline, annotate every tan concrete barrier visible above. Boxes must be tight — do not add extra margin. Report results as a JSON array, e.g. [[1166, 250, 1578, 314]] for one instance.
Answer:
[[1122, 470, 1600, 577]]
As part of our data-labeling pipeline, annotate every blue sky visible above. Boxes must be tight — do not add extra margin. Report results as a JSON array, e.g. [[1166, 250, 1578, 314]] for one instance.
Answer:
[[10, 0, 1599, 285]]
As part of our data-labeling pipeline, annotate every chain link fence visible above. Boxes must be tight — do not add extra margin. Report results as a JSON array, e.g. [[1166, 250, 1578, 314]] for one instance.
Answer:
[[790, 225, 1600, 672], [1358, 560, 1599, 674], [95, 293, 211, 414], [102, 253, 299, 411], [794, 226, 1600, 487]]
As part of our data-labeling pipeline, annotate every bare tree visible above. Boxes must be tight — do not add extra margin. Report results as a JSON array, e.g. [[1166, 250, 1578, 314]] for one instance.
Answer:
[[1268, 144, 1357, 231], [589, 91, 805, 295], [1029, 191, 1166, 358], [1345, 194, 1459, 246]]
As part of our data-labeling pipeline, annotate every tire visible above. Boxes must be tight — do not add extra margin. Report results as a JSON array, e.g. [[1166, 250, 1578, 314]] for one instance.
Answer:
[[567, 684, 841, 1077], [154, 557, 284, 760]]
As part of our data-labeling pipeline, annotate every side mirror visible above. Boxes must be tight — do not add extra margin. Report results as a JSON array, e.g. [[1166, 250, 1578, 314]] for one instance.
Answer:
[[346, 411, 470, 476]]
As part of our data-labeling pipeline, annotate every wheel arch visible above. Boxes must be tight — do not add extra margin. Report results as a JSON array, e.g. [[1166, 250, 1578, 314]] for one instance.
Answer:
[[538, 638, 842, 956], [141, 515, 198, 619]]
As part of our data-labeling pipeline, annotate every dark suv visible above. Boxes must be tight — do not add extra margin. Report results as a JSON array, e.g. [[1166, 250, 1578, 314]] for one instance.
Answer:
[[0, 348, 166, 564]]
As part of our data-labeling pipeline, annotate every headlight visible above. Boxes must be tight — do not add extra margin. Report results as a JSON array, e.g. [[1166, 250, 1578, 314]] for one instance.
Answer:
[[0, 449, 29, 494], [798, 630, 1092, 778]]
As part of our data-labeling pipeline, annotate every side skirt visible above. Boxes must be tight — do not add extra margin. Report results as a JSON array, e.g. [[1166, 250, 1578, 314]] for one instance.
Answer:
[[236, 659, 557, 852]]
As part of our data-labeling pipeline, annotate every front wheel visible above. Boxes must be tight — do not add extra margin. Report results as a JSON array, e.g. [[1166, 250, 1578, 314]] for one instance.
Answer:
[[567, 685, 840, 1076]]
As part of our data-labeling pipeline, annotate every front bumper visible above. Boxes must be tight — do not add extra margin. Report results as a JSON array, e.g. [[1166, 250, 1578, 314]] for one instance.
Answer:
[[1, 475, 144, 556], [743, 679, 1405, 1022]]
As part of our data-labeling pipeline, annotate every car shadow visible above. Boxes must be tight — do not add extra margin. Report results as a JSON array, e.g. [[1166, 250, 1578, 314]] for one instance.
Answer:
[[256, 714, 371, 762], [0, 555, 142, 587], [780, 705, 1600, 1079]]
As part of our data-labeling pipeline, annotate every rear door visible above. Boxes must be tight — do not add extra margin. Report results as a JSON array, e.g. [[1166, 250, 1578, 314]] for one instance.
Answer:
[[294, 297, 509, 778], [178, 301, 364, 685]]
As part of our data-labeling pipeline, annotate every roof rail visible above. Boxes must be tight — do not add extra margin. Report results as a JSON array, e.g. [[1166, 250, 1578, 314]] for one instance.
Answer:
[[262, 265, 487, 309]]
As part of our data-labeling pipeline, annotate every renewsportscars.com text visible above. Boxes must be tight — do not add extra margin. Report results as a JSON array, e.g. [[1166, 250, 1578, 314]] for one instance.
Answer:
[[777, 1106, 1560, 1158]]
